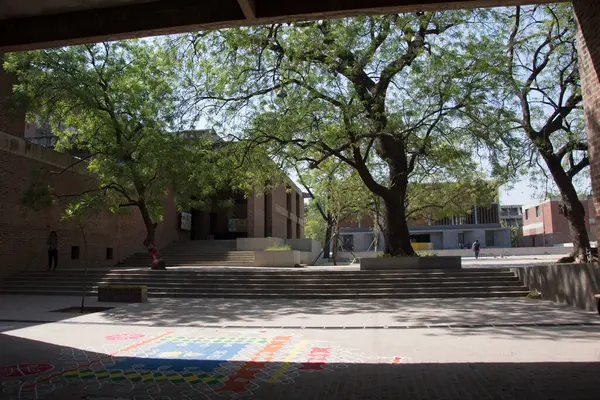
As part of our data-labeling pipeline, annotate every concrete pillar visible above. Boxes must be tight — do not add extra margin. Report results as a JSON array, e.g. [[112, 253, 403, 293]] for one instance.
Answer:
[[574, 0, 600, 242], [0, 54, 25, 137]]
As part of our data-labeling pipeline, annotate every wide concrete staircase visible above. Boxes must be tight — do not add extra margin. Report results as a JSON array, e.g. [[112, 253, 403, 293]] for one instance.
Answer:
[[119, 240, 255, 267], [0, 268, 530, 299]]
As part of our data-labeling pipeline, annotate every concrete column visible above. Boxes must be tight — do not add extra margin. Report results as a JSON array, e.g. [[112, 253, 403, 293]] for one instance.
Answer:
[[0, 54, 25, 137], [574, 0, 600, 242]]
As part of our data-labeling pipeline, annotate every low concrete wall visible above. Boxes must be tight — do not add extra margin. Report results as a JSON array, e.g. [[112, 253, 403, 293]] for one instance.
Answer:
[[513, 264, 600, 311], [237, 237, 285, 251], [254, 250, 301, 267], [361, 256, 461, 270], [286, 239, 321, 264], [342, 247, 571, 259]]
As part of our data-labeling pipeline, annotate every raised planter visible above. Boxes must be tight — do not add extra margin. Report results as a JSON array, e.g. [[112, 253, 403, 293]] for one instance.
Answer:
[[254, 250, 301, 267], [98, 285, 148, 303], [286, 239, 321, 264], [360, 256, 461, 270]]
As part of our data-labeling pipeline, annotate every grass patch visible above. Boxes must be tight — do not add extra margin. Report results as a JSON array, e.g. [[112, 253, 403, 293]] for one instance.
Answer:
[[265, 245, 292, 251], [527, 290, 543, 299], [377, 252, 438, 258]]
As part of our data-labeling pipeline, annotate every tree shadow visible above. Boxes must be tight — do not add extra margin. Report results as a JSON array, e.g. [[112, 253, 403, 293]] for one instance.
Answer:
[[77, 296, 600, 342]]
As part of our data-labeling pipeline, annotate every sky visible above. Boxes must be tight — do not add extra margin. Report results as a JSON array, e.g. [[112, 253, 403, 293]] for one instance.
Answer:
[[499, 180, 536, 206]]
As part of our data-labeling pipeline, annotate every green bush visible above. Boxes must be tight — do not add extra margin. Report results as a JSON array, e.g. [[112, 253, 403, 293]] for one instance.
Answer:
[[265, 245, 292, 251]]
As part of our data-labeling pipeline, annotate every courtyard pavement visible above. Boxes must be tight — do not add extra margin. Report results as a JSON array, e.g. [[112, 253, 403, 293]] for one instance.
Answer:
[[1, 294, 599, 399]]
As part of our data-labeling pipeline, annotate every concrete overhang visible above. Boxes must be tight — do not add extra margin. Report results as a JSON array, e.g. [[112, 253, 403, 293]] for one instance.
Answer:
[[0, 0, 556, 52]]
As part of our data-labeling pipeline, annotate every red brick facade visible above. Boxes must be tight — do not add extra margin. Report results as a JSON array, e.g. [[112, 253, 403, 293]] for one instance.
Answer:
[[575, 0, 600, 244], [521, 199, 597, 246], [246, 184, 304, 239], [0, 132, 182, 276]]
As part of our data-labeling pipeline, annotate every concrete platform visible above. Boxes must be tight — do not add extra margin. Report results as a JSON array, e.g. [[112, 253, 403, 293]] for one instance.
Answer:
[[1, 295, 598, 399]]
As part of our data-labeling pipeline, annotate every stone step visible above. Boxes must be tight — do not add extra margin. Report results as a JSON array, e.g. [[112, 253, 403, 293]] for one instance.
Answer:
[[3, 275, 520, 283], [2, 273, 520, 282], [0, 288, 531, 299], [14, 268, 514, 276], [0, 280, 525, 289], [0, 284, 528, 293]]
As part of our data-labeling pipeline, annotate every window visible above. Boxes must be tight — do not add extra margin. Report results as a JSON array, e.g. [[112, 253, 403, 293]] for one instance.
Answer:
[[71, 246, 80, 260], [287, 218, 292, 239], [535, 206, 540, 217], [106, 248, 114, 260], [457, 232, 465, 247], [286, 187, 292, 212], [525, 209, 529, 220], [296, 222, 301, 239], [296, 193, 300, 216], [339, 235, 354, 252]]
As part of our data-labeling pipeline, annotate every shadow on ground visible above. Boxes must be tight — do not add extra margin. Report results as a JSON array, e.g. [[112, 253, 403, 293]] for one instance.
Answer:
[[92, 297, 600, 339]]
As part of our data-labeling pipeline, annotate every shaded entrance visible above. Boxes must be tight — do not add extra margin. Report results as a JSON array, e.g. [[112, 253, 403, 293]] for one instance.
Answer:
[[190, 192, 248, 240]]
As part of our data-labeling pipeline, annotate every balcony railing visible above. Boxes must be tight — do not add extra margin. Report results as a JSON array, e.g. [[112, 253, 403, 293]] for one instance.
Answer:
[[25, 135, 57, 148]]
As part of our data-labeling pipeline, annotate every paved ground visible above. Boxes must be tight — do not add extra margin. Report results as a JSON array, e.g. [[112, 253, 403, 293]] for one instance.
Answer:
[[1, 295, 599, 399]]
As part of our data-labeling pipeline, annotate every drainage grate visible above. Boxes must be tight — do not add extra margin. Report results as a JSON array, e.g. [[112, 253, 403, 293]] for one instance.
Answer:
[[51, 306, 114, 314]]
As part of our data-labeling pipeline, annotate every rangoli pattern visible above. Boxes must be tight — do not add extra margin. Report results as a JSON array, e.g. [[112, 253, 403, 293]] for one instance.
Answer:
[[1, 331, 409, 399]]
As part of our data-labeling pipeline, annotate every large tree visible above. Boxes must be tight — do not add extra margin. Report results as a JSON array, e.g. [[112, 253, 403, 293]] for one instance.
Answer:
[[7, 41, 273, 268], [185, 12, 512, 256], [495, 5, 591, 261]]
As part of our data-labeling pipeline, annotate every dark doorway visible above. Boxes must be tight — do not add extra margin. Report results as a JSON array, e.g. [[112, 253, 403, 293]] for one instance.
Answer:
[[209, 212, 218, 236], [410, 234, 431, 243]]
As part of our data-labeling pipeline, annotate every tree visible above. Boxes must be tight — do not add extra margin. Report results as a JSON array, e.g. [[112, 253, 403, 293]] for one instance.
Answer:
[[496, 5, 591, 261], [184, 12, 512, 256], [296, 159, 370, 263], [6, 41, 272, 268]]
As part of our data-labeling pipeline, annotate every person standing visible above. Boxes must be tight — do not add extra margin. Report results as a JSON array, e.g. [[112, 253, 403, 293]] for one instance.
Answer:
[[47, 231, 58, 271], [472, 239, 481, 260]]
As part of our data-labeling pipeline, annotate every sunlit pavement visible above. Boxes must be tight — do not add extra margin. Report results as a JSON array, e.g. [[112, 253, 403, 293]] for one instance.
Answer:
[[1, 295, 599, 399]]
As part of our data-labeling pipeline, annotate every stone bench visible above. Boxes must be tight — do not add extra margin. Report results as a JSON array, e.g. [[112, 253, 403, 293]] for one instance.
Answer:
[[98, 285, 148, 303]]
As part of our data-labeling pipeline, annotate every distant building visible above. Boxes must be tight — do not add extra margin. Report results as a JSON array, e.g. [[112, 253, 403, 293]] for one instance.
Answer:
[[500, 205, 523, 228], [521, 198, 596, 247], [339, 203, 511, 251]]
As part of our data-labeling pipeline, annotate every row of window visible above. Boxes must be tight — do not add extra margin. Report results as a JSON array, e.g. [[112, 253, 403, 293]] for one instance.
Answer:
[[524, 206, 541, 220], [68, 246, 113, 260], [286, 189, 301, 216]]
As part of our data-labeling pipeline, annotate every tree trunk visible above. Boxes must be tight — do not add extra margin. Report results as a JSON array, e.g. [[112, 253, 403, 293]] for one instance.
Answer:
[[323, 222, 333, 259], [383, 193, 416, 256], [544, 155, 591, 262], [332, 225, 338, 266], [139, 201, 167, 270], [79, 225, 88, 313], [373, 134, 416, 257]]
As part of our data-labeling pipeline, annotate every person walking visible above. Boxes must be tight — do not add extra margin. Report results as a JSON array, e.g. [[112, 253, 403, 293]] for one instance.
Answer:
[[472, 239, 481, 260], [47, 231, 58, 271]]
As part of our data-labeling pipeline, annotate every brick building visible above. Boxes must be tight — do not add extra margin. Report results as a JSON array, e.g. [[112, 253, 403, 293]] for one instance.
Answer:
[[0, 63, 303, 276], [521, 198, 597, 247]]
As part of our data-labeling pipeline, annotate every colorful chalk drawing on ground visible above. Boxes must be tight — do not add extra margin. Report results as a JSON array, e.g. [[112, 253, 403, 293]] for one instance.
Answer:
[[0, 332, 411, 399]]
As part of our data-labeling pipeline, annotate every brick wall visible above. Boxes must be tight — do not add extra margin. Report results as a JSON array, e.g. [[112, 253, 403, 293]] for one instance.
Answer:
[[575, 0, 600, 243], [246, 182, 304, 239], [0, 134, 180, 276]]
